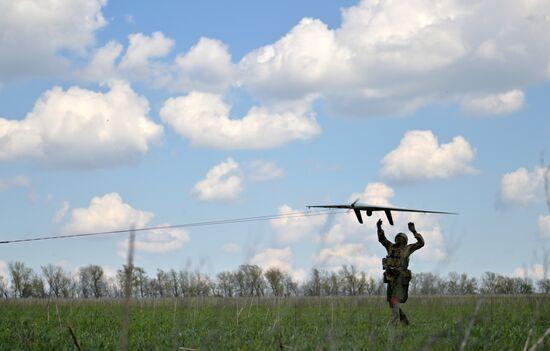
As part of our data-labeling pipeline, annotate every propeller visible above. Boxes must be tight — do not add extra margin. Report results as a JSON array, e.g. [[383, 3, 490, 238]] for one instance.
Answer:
[[349, 198, 363, 223]]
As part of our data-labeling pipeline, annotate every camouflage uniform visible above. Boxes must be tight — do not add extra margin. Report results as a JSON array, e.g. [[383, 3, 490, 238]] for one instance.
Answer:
[[378, 221, 424, 326]]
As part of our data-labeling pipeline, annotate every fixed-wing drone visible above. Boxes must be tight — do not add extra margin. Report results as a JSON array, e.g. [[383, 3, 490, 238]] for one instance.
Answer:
[[307, 200, 457, 225]]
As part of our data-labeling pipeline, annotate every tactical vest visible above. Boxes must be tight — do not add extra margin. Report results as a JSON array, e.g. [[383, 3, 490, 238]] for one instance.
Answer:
[[382, 245, 412, 284]]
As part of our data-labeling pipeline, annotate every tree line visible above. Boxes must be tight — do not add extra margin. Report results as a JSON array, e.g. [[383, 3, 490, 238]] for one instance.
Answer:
[[0, 261, 548, 299]]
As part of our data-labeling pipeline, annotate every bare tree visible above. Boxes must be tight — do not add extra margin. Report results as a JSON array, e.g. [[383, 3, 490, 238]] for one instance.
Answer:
[[283, 274, 299, 296], [265, 267, 284, 297], [340, 265, 368, 296], [169, 269, 180, 297], [305, 268, 322, 296], [42, 264, 72, 298], [133, 267, 148, 298], [155, 269, 169, 297], [537, 278, 550, 293], [238, 264, 265, 296], [216, 271, 236, 297], [190, 272, 213, 297], [79, 265, 107, 298], [234, 270, 246, 296], [8, 261, 33, 298], [410, 272, 444, 295], [0, 276, 9, 298], [30, 275, 46, 298]]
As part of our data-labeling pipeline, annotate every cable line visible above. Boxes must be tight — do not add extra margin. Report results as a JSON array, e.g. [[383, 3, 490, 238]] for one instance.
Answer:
[[0, 209, 345, 245]]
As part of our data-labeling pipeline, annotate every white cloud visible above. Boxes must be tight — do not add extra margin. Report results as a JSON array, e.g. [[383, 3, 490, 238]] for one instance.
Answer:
[[171, 37, 237, 93], [64, 193, 190, 254], [0, 260, 7, 279], [499, 167, 545, 206], [316, 182, 449, 265], [539, 215, 550, 238], [239, 18, 351, 101], [513, 264, 545, 280], [405, 213, 448, 262], [251, 247, 293, 272], [80, 41, 124, 82], [350, 182, 394, 207], [250, 246, 306, 282], [119, 32, 174, 79], [192, 158, 285, 202], [0, 0, 107, 82], [82, 35, 235, 94], [0, 175, 30, 191], [247, 160, 284, 182], [461, 90, 525, 116], [82, 32, 174, 84], [159, 92, 320, 149], [192, 158, 243, 201], [236, 0, 550, 116], [380, 130, 476, 182], [63, 192, 153, 233], [0, 81, 163, 167], [102, 266, 118, 280], [320, 182, 396, 244], [53, 201, 70, 223], [315, 243, 381, 272], [118, 226, 190, 255], [222, 243, 241, 253], [270, 204, 327, 243]]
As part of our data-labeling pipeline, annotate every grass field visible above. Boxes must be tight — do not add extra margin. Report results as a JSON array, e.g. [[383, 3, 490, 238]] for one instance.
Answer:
[[0, 295, 548, 350]]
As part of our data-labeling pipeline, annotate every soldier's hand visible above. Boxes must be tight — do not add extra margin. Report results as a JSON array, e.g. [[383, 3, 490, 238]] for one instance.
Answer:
[[408, 222, 416, 233], [377, 219, 383, 229]]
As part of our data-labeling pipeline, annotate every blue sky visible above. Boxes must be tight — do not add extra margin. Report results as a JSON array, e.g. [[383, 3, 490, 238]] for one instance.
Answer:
[[0, 0, 549, 282]]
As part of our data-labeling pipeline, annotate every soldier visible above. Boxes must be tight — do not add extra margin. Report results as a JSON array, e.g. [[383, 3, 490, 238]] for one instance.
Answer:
[[377, 219, 424, 326]]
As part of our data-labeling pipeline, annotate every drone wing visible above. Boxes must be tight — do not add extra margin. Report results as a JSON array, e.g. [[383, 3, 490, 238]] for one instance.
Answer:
[[308, 203, 457, 225]]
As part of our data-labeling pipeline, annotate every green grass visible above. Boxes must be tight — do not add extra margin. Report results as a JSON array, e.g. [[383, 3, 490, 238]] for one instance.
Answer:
[[0, 295, 548, 350]]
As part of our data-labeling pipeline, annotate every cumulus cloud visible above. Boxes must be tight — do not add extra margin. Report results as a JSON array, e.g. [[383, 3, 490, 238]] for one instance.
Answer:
[[171, 37, 237, 93], [236, 0, 550, 116], [160, 92, 320, 149], [64, 192, 190, 254], [405, 213, 448, 262], [82, 32, 174, 83], [380, 130, 476, 182], [0, 260, 7, 279], [192, 158, 243, 201], [461, 90, 525, 116], [499, 167, 545, 206], [53, 201, 70, 223], [513, 264, 545, 280], [192, 158, 285, 201], [270, 204, 327, 243], [315, 182, 449, 267], [539, 215, 550, 238], [239, 18, 351, 101], [320, 182, 395, 244], [119, 32, 174, 77], [0, 0, 107, 82], [63, 192, 153, 233], [0, 81, 163, 168], [250, 247, 306, 282], [0, 175, 30, 191], [315, 243, 381, 272], [118, 226, 190, 255], [82, 35, 236, 94], [81, 41, 124, 82], [247, 160, 284, 182]]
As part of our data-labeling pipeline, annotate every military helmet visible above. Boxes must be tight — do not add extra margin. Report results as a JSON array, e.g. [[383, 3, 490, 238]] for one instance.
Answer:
[[394, 232, 408, 245]]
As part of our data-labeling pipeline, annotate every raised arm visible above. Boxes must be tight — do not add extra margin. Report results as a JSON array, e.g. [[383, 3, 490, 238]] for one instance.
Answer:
[[407, 222, 424, 253], [377, 219, 391, 249]]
